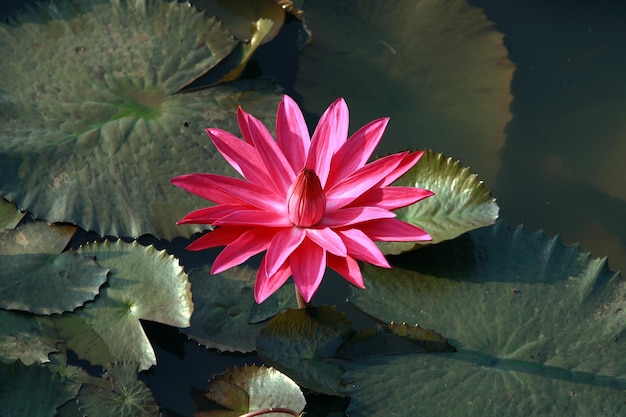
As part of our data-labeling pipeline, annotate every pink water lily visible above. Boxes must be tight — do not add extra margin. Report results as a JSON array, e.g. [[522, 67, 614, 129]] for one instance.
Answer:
[[171, 95, 433, 303]]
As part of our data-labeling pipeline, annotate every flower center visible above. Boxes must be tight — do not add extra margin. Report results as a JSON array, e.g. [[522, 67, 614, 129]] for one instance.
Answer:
[[287, 168, 326, 227]]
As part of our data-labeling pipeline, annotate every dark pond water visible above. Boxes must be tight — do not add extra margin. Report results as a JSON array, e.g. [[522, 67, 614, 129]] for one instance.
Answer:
[[2, 0, 626, 416]]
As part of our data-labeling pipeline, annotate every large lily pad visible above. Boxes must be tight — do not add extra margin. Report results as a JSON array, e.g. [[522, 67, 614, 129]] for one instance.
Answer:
[[381, 149, 498, 254], [347, 222, 626, 416], [0, 221, 109, 314], [0, 0, 283, 239], [296, 0, 513, 185], [199, 365, 306, 417], [184, 265, 297, 353], [55, 240, 192, 370]]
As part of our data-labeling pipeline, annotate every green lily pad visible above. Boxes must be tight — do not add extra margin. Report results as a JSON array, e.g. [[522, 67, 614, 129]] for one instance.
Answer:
[[184, 265, 297, 353], [0, 221, 109, 314], [0, 310, 59, 365], [296, 0, 513, 185], [0, 0, 283, 239], [256, 306, 353, 396], [347, 222, 626, 416], [0, 199, 25, 230], [381, 149, 499, 254], [55, 240, 192, 370], [77, 362, 158, 417], [199, 365, 306, 417], [0, 361, 82, 417]]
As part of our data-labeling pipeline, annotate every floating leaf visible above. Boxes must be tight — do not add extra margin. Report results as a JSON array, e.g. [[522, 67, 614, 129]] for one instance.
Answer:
[[0, 310, 59, 365], [55, 240, 192, 370], [0, 198, 25, 230], [381, 149, 499, 254], [256, 306, 353, 396], [0, 221, 108, 314], [77, 362, 158, 417], [199, 365, 305, 417], [0, 361, 80, 417], [347, 222, 626, 416], [295, 0, 513, 185], [0, 0, 283, 239], [184, 265, 296, 353]]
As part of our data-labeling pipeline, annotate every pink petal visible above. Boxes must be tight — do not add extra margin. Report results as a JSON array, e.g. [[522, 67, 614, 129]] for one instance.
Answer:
[[265, 227, 306, 278], [172, 174, 283, 212], [177, 204, 252, 225], [276, 95, 310, 172], [327, 254, 364, 288], [359, 218, 432, 241], [212, 228, 275, 274], [254, 257, 292, 303], [290, 238, 326, 303], [214, 210, 291, 227], [348, 187, 434, 210], [325, 118, 389, 190], [206, 128, 273, 187], [380, 150, 424, 187], [237, 106, 254, 145], [171, 174, 246, 205], [185, 226, 252, 251], [325, 152, 408, 211], [305, 227, 347, 257], [320, 207, 396, 228], [243, 111, 295, 194], [340, 228, 390, 268], [305, 98, 349, 188]]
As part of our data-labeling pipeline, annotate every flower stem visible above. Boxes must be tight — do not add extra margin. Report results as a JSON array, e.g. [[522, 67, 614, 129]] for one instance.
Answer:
[[295, 285, 313, 309], [238, 407, 300, 417]]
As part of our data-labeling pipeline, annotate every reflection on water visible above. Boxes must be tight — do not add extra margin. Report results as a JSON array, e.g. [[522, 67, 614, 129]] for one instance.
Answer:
[[471, 0, 626, 272]]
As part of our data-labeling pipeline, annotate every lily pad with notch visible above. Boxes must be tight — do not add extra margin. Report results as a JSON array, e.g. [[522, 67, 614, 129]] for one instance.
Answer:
[[347, 221, 626, 416]]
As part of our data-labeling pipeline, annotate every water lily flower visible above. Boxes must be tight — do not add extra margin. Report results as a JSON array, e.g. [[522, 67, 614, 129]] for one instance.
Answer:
[[171, 95, 433, 303]]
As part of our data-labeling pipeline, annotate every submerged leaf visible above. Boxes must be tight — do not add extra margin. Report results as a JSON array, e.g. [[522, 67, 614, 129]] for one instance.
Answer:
[[184, 265, 296, 353], [256, 306, 353, 396], [201, 365, 305, 417], [194, 0, 286, 82], [296, 0, 513, 185], [0, 222, 108, 314], [336, 322, 454, 360], [55, 240, 192, 370], [0, 0, 283, 239], [347, 222, 626, 416]]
